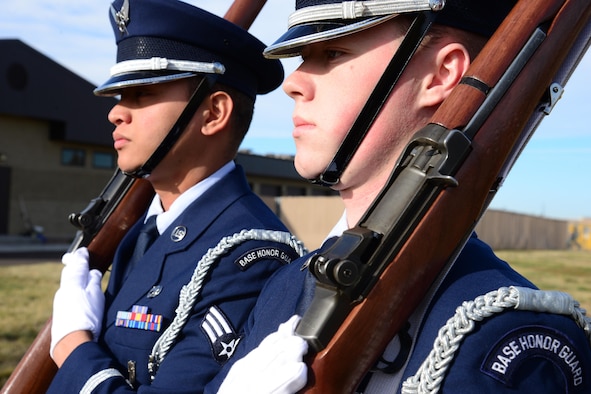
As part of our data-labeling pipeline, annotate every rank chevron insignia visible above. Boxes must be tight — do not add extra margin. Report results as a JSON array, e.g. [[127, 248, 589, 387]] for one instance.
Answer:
[[201, 306, 242, 364]]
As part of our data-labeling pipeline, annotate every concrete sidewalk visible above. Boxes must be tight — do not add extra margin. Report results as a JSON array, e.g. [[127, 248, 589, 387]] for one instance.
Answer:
[[0, 235, 70, 260]]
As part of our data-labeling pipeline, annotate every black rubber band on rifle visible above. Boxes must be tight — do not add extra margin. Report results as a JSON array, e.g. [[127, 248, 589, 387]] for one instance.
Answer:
[[311, 11, 437, 186], [125, 75, 217, 178], [460, 76, 490, 94]]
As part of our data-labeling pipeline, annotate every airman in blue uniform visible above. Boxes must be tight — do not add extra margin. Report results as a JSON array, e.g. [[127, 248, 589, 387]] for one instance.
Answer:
[[48, 0, 306, 392], [206, 0, 591, 393]]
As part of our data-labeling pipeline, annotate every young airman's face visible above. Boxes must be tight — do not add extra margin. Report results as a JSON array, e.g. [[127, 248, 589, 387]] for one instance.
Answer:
[[283, 19, 429, 194], [108, 79, 193, 175]]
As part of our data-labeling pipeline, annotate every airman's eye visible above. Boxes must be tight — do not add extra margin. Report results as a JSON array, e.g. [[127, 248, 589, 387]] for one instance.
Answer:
[[326, 50, 342, 60]]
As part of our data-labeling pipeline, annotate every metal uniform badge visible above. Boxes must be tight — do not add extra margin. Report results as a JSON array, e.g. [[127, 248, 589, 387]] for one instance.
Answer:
[[147, 285, 163, 298], [110, 0, 130, 35], [170, 226, 187, 242]]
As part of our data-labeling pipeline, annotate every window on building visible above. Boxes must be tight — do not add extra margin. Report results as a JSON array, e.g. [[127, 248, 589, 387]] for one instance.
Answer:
[[310, 187, 338, 196], [61, 148, 86, 167], [285, 186, 306, 196], [93, 151, 117, 169], [260, 184, 282, 197]]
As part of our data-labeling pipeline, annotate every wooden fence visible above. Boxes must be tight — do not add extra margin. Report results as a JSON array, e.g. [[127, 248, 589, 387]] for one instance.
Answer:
[[274, 196, 588, 251]]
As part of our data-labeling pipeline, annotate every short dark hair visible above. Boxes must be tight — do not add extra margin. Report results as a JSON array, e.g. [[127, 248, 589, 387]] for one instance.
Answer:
[[393, 14, 488, 61], [214, 83, 255, 153], [186, 76, 255, 155], [425, 24, 487, 61]]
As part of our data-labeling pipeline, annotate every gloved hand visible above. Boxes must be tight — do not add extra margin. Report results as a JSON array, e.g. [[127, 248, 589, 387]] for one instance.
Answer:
[[218, 315, 309, 394], [50, 247, 104, 358]]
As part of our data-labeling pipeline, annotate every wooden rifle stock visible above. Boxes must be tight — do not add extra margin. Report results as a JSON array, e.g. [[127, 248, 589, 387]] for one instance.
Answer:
[[0, 1, 267, 393], [301, 0, 591, 392], [224, 0, 267, 31]]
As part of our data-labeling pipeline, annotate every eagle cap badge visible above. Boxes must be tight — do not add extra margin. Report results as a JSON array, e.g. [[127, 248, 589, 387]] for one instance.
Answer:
[[110, 0, 130, 35]]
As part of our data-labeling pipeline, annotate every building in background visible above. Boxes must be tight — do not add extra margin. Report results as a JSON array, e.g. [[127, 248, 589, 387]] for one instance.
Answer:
[[0, 39, 333, 242]]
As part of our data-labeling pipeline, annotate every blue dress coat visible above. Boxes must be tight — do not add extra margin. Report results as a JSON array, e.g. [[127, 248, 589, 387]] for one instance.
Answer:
[[206, 234, 591, 393], [48, 165, 301, 393]]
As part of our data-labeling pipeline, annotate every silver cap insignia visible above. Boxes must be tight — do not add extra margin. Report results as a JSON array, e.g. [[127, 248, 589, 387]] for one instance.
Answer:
[[110, 0, 130, 35]]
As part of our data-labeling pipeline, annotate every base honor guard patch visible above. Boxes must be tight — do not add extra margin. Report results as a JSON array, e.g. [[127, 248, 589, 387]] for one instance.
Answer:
[[481, 325, 585, 389], [201, 306, 242, 364], [116, 305, 163, 332], [234, 246, 294, 271]]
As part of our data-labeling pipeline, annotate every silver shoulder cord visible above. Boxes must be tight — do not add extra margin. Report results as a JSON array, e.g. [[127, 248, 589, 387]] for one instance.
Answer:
[[147, 229, 308, 381], [401, 286, 591, 394]]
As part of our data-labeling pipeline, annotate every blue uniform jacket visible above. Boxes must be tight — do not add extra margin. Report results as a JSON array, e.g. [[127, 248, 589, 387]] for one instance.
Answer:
[[48, 165, 301, 393], [206, 233, 591, 393]]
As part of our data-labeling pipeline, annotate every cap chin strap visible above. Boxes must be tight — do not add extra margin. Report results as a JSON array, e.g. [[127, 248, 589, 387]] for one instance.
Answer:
[[311, 11, 437, 186], [124, 75, 217, 179]]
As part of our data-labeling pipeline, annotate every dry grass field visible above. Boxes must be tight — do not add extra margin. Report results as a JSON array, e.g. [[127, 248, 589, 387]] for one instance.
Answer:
[[0, 250, 589, 388], [495, 250, 591, 311], [0, 262, 61, 388]]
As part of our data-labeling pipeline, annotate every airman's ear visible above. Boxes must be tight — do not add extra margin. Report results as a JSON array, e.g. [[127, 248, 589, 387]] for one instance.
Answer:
[[201, 91, 233, 136], [418, 42, 471, 108]]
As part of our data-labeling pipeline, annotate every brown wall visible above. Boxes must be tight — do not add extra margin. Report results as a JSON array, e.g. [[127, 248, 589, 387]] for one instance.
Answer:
[[474, 210, 570, 250], [277, 196, 344, 250], [0, 115, 113, 240], [276, 196, 584, 251]]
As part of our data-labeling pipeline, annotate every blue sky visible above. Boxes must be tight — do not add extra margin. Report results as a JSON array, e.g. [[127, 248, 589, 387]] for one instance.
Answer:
[[0, 1, 589, 220]]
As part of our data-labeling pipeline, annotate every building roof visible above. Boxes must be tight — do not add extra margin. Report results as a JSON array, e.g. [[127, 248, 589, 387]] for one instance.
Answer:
[[0, 39, 116, 146]]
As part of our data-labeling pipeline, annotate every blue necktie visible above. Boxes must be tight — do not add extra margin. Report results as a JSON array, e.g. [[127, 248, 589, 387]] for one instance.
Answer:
[[125, 215, 159, 281]]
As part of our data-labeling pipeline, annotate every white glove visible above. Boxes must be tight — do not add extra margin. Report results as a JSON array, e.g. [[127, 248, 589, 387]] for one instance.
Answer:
[[50, 247, 104, 358], [218, 315, 309, 394]]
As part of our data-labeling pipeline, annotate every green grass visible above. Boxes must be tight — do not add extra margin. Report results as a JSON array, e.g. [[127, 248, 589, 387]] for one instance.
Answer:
[[495, 250, 591, 312], [0, 250, 589, 388], [0, 262, 61, 387]]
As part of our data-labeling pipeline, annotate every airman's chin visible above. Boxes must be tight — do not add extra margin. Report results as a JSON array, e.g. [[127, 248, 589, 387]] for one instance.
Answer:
[[117, 163, 134, 173], [293, 159, 319, 181]]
